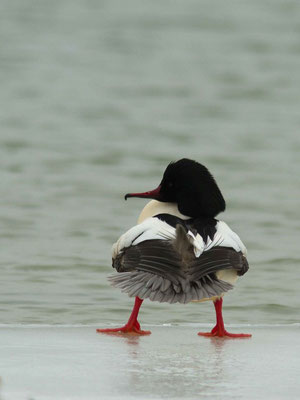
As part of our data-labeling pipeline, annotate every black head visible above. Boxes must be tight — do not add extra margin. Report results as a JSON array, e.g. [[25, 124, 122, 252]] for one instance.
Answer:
[[125, 158, 226, 218]]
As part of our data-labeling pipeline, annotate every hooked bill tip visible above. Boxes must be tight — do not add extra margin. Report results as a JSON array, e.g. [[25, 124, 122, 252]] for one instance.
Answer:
[[123, 186, 161, 201]]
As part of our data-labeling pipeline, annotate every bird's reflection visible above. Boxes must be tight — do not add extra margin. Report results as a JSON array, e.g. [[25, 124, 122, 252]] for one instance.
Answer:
[[205, 336, 228, 384], [122, 334, 141, 356], [208, 335, 228, 351], [106, 331, 143, 358], [118, 328, 233, 399]]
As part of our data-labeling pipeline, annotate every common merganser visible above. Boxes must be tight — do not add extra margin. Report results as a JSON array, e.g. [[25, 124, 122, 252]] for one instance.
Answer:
[[97, 159, 251, 338]]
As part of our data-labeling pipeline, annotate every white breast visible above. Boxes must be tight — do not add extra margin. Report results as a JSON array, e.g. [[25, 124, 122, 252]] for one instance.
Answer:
[[137, 200, 189, 223]]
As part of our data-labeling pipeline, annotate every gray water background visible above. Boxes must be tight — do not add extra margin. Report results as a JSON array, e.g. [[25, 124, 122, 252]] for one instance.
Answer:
[[0, 0, 299, 326]]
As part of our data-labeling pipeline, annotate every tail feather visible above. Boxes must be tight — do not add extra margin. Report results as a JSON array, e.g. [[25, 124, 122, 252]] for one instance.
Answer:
[[172, 224, 195, 267], [108, 271, 233, 304]]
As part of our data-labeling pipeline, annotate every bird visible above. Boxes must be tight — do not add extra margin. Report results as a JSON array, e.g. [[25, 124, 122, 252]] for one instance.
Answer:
[[97, 158, 251, 338]]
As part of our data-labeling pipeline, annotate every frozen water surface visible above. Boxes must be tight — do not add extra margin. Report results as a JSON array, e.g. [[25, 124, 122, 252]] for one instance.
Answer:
[[0, 325, 299, 400]]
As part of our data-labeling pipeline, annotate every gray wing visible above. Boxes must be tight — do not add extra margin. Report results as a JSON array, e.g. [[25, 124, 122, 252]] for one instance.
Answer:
[[109, 235, 248, 304], [187, 246, 249, 280]]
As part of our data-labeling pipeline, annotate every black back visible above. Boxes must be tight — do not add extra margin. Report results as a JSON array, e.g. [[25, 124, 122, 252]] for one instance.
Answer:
[[155, 213, 217, 244]]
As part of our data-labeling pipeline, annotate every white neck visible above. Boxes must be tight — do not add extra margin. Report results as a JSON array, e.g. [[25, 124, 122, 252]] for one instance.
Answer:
[[137, 200, 189, 223]]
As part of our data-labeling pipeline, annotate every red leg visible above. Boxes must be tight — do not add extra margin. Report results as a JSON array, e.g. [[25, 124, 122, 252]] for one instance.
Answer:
[[198, 298, 251, 338], [97, 297, 151, 336]]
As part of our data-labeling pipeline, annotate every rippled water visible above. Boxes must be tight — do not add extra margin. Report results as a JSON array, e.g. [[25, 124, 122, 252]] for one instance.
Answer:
[[0, 0, 299, 326]]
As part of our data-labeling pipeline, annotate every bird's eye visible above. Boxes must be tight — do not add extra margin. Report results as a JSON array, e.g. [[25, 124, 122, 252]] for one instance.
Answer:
[[168, 182, 173, 188]]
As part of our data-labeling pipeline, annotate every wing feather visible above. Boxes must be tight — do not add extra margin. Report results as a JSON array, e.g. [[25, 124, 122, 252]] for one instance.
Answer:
[[109, 217, 248, 304]]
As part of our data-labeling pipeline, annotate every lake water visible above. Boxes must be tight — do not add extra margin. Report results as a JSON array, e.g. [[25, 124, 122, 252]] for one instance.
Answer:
[[0, 0, 299, 328]]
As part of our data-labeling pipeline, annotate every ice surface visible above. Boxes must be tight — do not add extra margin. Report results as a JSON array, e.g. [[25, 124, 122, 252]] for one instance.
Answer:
[[0, 325, 299, 400]]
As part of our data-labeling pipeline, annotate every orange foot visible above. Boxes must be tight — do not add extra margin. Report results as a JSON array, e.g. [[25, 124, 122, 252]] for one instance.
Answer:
[[97, 321, 151, 336], [198, 325, 251, 338]]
